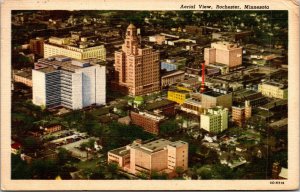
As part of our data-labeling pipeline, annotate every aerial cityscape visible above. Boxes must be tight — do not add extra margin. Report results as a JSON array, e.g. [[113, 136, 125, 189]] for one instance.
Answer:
[[11, 10, 288, 180]]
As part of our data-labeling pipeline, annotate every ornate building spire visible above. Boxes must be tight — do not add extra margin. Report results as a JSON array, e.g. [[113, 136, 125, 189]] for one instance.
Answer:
[[122, 24, 139, 55]]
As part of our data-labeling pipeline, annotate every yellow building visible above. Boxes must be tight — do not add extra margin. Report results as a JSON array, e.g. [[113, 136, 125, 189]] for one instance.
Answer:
[[258, 81, 287, 99], [167, 90, 190, 104], [44, 37, 106, 61]]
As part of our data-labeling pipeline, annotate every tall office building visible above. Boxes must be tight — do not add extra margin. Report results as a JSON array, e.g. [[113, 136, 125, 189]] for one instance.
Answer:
[[32, 55, 106, 110], [232, 100, 252, 127], [204, 41, 242, 68], [44, 37, 106, 61], [113, 24, 160, 96]]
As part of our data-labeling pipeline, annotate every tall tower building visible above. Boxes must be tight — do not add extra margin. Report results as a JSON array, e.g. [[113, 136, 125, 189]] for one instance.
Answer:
[[114, 24, 160, 96]]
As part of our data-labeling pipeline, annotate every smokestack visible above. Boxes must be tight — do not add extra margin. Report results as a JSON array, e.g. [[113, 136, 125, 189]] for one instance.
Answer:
[[201, 61, 206, 93]]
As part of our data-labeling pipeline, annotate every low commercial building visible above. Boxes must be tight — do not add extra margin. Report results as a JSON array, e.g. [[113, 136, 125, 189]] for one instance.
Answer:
[[148, 34, 166, 45], [233, 89, 268, 107], [161, 70, 185, 88], [108, 146, 131, 168], [32, 55, 106, 110], [108, 139, 188, 176], [207, 63, 229, 75], [145, 99, 176, 117], [181, 93, 203, 115], [43, 124, 62, 134], [130, 111, 165, 134], [167, 89, 190, 105], [200, 106, 228, 134], [185, 25, 203, 35], [201, 90, 232, 109], [13, 70, 32, 87], [44, 36, 106, 61], [161, 57, 186, 72], [258, 81, 288, 99]]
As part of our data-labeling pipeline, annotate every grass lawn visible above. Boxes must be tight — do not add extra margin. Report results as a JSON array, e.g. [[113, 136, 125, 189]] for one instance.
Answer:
[[89, 107, 110, 117], [76, 158, 100, 170]]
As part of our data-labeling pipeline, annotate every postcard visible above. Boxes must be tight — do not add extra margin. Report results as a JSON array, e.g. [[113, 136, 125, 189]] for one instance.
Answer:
[[1, 0, 299, 190]]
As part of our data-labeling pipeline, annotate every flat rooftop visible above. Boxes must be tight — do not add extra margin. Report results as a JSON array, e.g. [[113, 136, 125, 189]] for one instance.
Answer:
[[35, 55, 98, 73], [269, 118, 287, 128], [145, 99, 175, 111], [202, 90, 228, 97], [161, 70, 185, 78], [14, 70, 32, 79], [168, 140, 188, 148], [109, 146, 130, 157], [131, 139, 188, 154], [45, 38, 104, 49], [140, 139, 172, 153], [262, 81, 287, 89], [259, 99, 287, 110], [168, 89, 190, 94], [184, 97, 201, 105]]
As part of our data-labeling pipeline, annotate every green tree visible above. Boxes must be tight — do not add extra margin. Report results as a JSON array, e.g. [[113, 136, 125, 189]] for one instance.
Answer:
[[197, 166, 212, 179], [57, 148, 72, 165], [175, 166, 185, 178], [11, 154, 32, 179], [22, 136, 40, 153], [137, 170, 149, 179], [159, 119, 179, 136], [31, 159, 60, 179], [150, 170, 168, 180], [104, 163, 119, 179]]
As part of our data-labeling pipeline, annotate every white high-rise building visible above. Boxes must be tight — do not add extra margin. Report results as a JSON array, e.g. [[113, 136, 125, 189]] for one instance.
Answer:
[[200, 106, 228, 134], [32, 55, 106, 110]]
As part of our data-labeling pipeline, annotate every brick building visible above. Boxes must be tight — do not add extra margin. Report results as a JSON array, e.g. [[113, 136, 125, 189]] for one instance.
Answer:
[[43, 124, 62, 134], [130, 111, 165, 134], [29, 37, 44, 57], [145, 99, 176, 117], [232, 100, 252, 127]]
